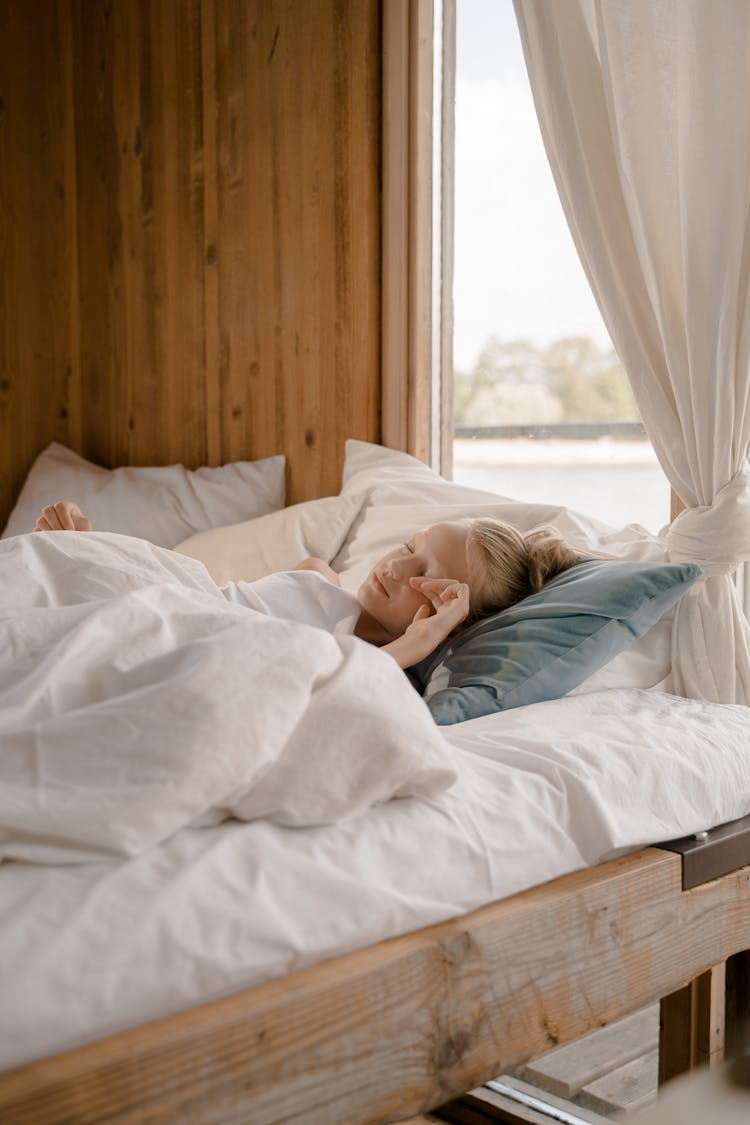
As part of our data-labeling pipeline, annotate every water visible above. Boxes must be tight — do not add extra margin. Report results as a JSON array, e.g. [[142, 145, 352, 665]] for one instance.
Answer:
[[452, 463, 671, 534]]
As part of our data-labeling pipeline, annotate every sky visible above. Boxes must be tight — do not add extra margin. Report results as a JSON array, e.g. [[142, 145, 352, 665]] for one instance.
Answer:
[[453, 0, 613, 372]]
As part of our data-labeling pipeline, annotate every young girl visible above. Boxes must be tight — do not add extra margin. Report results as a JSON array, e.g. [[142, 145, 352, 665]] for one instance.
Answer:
[[33, 500, 581, 671]]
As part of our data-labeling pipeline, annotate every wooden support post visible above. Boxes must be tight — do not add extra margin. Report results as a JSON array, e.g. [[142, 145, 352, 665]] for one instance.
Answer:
[[726, 950, 750, 1060], [659, 963, 726, 1084]]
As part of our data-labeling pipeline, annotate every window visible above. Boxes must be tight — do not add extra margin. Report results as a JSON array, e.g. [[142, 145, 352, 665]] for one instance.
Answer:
[[452, 0, 671, 533]]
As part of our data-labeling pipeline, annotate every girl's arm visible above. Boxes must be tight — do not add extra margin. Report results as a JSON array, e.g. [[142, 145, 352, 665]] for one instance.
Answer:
[[293, 557, 341, 586]]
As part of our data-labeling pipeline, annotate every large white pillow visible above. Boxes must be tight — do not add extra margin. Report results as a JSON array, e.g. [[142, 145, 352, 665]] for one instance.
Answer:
[[174, 493, 364, 584], [2, 443, 286, 548], [337, 442, 668, 571], [335, 441, 676, 693]]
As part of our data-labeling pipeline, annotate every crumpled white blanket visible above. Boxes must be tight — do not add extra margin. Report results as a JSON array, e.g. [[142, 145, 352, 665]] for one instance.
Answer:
[[0, 532, 457, 863]]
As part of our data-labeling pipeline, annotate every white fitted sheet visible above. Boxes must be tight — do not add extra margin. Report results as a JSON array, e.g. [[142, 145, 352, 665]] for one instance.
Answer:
[[1, 686, 750, 1072]]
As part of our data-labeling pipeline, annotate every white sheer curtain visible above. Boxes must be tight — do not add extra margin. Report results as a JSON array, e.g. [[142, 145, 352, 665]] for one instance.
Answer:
[[513, 0, 750, 704]]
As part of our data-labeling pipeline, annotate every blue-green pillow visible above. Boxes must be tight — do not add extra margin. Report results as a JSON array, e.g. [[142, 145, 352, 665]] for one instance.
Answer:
[[409, 558, 701, 725]]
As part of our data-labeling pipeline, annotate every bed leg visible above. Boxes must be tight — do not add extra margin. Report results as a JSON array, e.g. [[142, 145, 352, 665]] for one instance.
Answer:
[[658, 962, 726, 1084]]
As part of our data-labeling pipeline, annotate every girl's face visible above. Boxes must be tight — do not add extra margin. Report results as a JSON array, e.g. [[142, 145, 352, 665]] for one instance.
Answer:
[[357, 521, 470, 639]]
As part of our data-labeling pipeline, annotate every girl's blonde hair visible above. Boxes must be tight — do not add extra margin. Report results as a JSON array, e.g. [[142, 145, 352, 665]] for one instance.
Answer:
[[465, 519, 581, 619]]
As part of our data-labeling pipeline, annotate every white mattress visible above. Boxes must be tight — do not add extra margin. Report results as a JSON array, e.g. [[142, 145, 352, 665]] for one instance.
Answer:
[[2, 686, 749, 1072]]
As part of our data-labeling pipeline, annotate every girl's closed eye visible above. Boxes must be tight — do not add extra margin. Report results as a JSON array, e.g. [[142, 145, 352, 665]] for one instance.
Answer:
[[404, 541, 414, 553]]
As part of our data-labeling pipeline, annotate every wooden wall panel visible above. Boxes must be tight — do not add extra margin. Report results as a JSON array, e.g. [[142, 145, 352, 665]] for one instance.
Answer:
[[206, 0, 380, 501], [0, 0, 80, 526], [70, 0, 208, 470], [0, 0, 381, 525]]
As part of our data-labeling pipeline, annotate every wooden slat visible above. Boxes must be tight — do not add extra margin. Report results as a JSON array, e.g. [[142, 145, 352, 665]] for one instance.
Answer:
[[521, 1005, 658, 1098], [578, 1048, 658, 1117], [2, 852, 750, 1125]]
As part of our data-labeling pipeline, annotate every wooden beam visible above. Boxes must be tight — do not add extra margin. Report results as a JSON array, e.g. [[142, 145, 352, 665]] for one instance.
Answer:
[[2, 852, 750, 1124]]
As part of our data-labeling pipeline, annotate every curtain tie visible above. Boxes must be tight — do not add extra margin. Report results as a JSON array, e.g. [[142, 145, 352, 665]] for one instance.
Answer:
[[666, 467, 750, 578]]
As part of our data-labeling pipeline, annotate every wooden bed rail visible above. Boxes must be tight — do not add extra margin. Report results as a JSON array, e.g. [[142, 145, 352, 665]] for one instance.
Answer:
[[1, 848, 748, 1124]]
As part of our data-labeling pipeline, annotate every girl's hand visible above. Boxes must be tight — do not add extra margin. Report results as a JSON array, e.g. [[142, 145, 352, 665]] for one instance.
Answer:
[[381, 576, 470, 670], [406, 576, 470, 650], [34, 501, 93, 532]]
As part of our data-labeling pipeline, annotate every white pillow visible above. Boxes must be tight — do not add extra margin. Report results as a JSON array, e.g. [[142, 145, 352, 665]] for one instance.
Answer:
[[342, 439, 508, 507], [336, 441, 675, 693], [2, 443, 286, 548], [174, 493, 364, 584]]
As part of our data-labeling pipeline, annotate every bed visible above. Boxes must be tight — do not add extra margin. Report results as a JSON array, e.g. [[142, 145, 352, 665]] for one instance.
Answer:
[[1, 439, 749, 1123]]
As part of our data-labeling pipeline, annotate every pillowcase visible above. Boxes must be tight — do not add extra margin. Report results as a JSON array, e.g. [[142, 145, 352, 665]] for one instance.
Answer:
[[174, 493, 364, 584], [2, 442, 286, 548], [408, 557, 702, 725]]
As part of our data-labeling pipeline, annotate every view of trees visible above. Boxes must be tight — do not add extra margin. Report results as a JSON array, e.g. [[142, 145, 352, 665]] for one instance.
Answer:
[[454, 335, 640, 427]]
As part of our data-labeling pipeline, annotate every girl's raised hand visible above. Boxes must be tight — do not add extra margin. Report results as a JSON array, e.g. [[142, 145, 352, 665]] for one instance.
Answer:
[[368, 577, 471, 671], [407, 576, 470, 646], [34, 501, 93, 532]]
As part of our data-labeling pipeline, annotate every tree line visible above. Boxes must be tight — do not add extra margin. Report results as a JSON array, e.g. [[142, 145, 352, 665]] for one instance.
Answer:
[[454, 335, 640, 427]]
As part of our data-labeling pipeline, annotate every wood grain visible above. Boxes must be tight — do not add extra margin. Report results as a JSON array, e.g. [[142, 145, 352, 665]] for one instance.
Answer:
[[2, 851, 749, 1125], [0, 0, 80, 524], [0, 0, 381, 525], [206, 0, 380, 501]]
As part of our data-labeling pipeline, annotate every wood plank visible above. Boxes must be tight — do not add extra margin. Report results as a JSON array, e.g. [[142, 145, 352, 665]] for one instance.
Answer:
[[2, 852, 750, 1124], [521, 1005, 658, 1097], [70, 0, 209, 471], [209, 0, 380, 502], [696, 961, 726, 1068], [0, 0, 80, 528], [578, 1048, 658, 1116]]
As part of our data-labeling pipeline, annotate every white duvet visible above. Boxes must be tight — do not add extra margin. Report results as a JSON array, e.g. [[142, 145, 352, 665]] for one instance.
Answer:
[[2, 532, 750, 1074], [0, 532, 457, 863]]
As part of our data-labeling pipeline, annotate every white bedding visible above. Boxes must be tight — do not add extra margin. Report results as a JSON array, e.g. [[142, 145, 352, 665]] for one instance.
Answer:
[[0, 532, 456, 863], [1, 676, 749, 1071]]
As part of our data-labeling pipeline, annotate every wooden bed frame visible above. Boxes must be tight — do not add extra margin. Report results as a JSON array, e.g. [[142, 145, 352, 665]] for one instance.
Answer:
[[1, 835, 748, 1124]]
